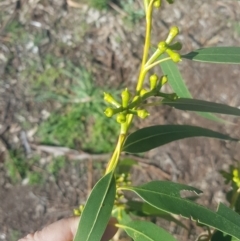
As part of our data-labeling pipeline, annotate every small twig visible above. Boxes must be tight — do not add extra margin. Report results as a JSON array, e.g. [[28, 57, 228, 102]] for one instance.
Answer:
[[31, 144, 110, 161], [20, 131, 32, 156], [108, 2, 128, 17], [31, 144, 171, 179], [144, 57, 171, 71], [66, 0, 84, 8]]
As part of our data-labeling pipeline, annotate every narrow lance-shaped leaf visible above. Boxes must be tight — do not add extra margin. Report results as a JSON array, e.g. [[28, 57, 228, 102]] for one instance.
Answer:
[[123, 125, 239, 153], [182, 47, 240, 64], [211, 230, 233, 241], [160, 55, 191, 97], [159, 56, 224, 123], [117, 220, 177, 241], [162, 98, 240, 116], [74, 171, 116, 241], [121, 181, 240, 240], [126, 200, 188, 229]]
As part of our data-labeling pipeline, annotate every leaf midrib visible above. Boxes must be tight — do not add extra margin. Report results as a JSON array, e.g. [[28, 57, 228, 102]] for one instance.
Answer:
[[127, 187, 240, 234], [186, 53, 240, 56], [163, 60, 191, 97], [164, 101, 226, 108], [86, 174, 113, 241], [117, 224, 154, 241], [124, 128, 227, 150], [163, 100, 240, 112]]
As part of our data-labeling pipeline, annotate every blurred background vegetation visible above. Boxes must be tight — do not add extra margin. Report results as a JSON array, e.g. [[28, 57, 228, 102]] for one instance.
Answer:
[[0, 0, 145, 186]]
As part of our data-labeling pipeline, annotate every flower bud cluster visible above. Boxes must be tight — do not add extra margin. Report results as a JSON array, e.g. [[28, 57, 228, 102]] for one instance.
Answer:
[[149, 74, 168, 92], [103, 74, 171, 122], [73, 204, 84, 216], [157, 26, 182, 63], [116, 173, 131, 188], [104, 87, 150, 123], [115, 173, 132, 205]]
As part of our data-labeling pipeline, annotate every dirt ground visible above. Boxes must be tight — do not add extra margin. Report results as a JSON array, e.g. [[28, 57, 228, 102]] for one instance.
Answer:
[[0, 0, 240, 240]]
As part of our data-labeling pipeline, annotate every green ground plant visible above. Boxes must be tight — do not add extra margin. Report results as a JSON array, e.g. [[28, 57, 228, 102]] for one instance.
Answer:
[[72, 1, 240, 241], [5, 151, 43, 185], [84, 0, 145, 24], [35, 62, 119, 153], [5, 149, 69, 185], [46, 156, 66, 179], [8, 229, 21, 241], [120, 0, 145, 25], [5, 56, 119, 185], [82, 0, 110, 10]]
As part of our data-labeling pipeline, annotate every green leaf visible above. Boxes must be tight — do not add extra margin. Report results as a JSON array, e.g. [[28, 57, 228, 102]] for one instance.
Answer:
[[123, 125, 239, 153], [182, 47, 240, 64], [112, 209, 133, 225], [121, 181, 240, 240], [162, 98, 240, 116], [126, 200, 188, 229], [159, 56, 224, 123], [211, 230, 233, 241], [117, 220, 177, 241], [74, 171, 116, 241], [117, 158, 138, 174], [160, 56, 191, 98]]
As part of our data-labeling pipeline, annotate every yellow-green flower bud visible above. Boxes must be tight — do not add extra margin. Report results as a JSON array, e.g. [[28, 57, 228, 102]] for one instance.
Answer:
[[137, 110, 150, 119], [166, 49, 181, 63], [154, 0, 161, 8], [149, 74, 158, 90], [117, 113, 127, 124], [73, 209, 81, 216], [157, 41, 168, 54], [132, 95, 140, 102], [169, 42, 182, 51], [157, 75, 168, 90], [161, 75, 168, 85], [79, 205, 84, 212], [104, 107, 114, 117], [233, 169, 240, 187], [121, 88, 131, 108], [166, 26, 179, 44], [104, 92, 121, 108], [140, 88, 148, 97]]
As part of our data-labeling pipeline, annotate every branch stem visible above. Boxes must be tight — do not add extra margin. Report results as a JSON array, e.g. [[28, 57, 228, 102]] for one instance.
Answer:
[[136, 0, 154, 92], [145, 57, 171, 71]]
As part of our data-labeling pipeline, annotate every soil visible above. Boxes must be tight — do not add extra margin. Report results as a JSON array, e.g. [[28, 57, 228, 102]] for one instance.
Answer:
[[0, 0, 240, 240]]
